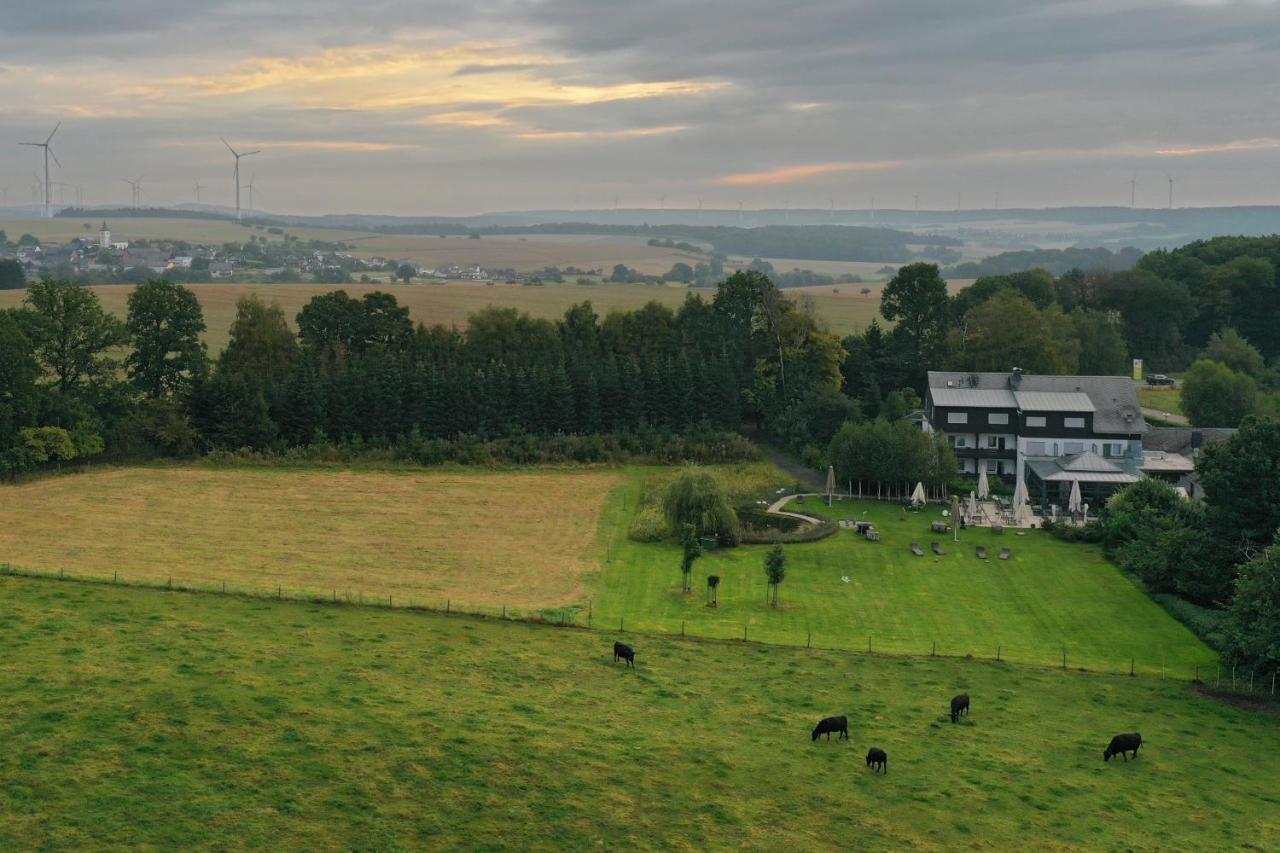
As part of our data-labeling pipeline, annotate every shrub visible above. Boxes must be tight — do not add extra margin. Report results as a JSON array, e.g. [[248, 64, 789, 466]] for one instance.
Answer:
[[627, 505, 669, 542]]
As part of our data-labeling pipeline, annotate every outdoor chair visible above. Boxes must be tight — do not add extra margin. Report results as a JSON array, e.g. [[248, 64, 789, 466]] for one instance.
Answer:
[[976, 545, 987, 559], [999, 548, 1011, 560], [931, 541, 945, 556], [910, 542, 924, 557]]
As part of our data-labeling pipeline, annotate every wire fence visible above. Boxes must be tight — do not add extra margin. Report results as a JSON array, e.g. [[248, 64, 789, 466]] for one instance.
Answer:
[[2, 562, 1275, 701]]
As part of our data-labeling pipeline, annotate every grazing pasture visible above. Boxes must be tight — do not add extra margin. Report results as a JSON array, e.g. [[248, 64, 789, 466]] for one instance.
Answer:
[[594, 479, 1218, 675], [0, 575, 1276, 850], [0, 466, 618, 612]]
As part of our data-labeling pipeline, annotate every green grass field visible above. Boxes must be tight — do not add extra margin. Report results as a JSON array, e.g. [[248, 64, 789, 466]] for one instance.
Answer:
[[594, 478, 1217, 677], [1, 575, 1275, 850], [1139, 386, 1185, 417]]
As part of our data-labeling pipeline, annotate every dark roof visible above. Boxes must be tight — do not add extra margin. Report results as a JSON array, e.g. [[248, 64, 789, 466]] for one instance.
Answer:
[[928, 371, 1145, 435]]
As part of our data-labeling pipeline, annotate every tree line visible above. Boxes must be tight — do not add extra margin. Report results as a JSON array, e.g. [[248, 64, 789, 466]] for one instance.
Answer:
[[0, 271, 847, 475]]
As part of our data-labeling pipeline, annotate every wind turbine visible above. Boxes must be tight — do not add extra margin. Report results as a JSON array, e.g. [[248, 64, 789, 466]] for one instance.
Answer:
[[1128, 175, 1137, 209], [195, 180, 206, 204], [242, 173, 258, 213], [122, 176, 144, 208], [222, 138, 260, 223], [19, 122, 61, 218], [1166, 174, 1174, 210]]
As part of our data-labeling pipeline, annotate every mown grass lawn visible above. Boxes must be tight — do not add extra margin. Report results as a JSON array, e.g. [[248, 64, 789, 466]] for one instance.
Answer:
[[0, 575, 1275, 850], [1139, 386, 1185, 416], [592, 477, 1217, 677]]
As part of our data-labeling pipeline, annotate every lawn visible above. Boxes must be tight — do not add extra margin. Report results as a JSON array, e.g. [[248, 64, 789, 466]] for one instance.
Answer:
[[1139, 386, 1185, 416], [0, 575, 1275, 850], [593, 475, 1217, 677], [0, 466, 619, 613]]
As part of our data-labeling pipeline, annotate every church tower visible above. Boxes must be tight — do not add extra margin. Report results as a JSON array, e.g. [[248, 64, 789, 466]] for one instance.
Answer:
[[99, 221, 110, 248]]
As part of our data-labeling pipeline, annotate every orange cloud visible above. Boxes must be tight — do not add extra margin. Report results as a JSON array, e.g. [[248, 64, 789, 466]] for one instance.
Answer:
[[1156, 138, 1280, 157], [716, 160, 899, 186], [512, 125, 688, 141]]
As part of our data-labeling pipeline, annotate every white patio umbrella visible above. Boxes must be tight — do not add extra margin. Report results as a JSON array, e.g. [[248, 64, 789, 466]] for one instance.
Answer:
[[1011, 479, 1029, 525], [967, 491, 978, 517], [1067, 479, 1083, 514], [910, 481, 927, 507], [977, 468, 990, 500]]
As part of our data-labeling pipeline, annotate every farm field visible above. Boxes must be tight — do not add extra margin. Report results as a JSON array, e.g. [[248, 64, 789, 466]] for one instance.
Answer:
[[0, 281, 880, 352], [0, 464, 1216, 677], [0, 467, 619, 613], [0, 215, 375, 246], [0, 574, 1276, 850], [594, 478, 1217, 676]]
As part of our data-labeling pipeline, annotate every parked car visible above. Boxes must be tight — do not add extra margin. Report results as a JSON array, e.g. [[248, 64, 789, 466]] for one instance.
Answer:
[[1145, 374, 1176, 387]]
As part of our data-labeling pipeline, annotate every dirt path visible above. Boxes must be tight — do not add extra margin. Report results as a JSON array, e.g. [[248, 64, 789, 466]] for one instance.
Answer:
[[1142, 407, 1190, 426]]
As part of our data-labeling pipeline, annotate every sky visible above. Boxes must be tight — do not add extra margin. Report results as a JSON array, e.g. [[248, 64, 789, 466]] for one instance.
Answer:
[[1, 0, 1278, 215]]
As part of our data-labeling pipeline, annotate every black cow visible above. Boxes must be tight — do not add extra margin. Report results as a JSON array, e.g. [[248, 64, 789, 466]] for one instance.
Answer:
[[1104, 732, 1142, 762], [613, 641, 635, 668], [812, 715, 849, 742], [950, 693, 970, 723], [866, 747, 887, 773]]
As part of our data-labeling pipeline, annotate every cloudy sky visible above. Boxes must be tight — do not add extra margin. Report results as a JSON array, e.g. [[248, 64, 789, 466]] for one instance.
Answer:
[[2, 0, 1278, 215]]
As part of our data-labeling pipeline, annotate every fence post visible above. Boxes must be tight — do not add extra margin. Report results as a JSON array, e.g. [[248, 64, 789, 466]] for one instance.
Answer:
[[997, 644, 1001, 662], [867, 635, 871, 654], [277, 585, 281, 599], [446, 599, 450, 614], [1249, 671, 1254, 693], [168, 575, 173, 589], [588, 600, 592, 629], [1216, 664, 1220, 688], [1062, 648, 1067, 670], [807, 630, 812, 649], [620, 616, 624, 632], [1130, 657, 1135, 677], [681, 619, 685, 637], [1232, 666, 1236, 690], [502, 604, 506, 619], [389, 595, 392, 608], [1272, 671, 1276, 696], [743, 624, 748, 641], [931, 640, 936, 657]]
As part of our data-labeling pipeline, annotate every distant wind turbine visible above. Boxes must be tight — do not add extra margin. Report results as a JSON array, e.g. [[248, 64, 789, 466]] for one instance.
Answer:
[[1167, 175, 1174, 210], [242, 173, 259, 212], [195, 180, 206, 204], [122, 176, 144, 208], [222, 138, 261, 223], [19, 122, 61, 218], [1129, 175, 1137, 209]]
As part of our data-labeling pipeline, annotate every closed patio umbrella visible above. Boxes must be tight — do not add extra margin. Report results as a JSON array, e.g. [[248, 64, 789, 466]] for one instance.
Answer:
[[977, 468, 990, 500], [910, 481, 927, 507], [1068, 479, 1082, 514], [1011, 479, 1029, 525], [967, 491, 978, 517]]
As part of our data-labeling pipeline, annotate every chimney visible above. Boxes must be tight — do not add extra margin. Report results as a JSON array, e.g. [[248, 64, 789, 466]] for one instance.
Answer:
[[1010, 367, 1023, 389]]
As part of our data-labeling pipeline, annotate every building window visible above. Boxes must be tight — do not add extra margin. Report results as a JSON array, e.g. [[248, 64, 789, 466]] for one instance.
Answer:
[[948, 435, 966, 448], [986, 460, 999, 473], [1026, 440, 1046, 455], [987, 435, 1000, 449], [1064, 417, 1085, 429], [947, 412, 968, 424], [988, 413, 1009, 425], [1106, 442, 1125, 458], [1026, 416, 1046, 428], [1064, 441, 1085, 454]]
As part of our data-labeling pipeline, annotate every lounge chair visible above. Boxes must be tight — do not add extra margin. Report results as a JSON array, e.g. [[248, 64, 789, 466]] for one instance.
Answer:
[[976, 545, 987, 559], [865, 530, 881, 542], [999, 548, 1011, 560], [910, 542, 924, 557], [931, 541, 946, 556]]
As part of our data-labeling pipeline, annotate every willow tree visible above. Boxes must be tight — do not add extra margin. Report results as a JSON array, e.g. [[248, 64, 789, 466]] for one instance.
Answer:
[[662, 466, 740, 545]]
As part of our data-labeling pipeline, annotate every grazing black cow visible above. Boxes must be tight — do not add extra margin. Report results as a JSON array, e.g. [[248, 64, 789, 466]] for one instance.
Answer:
[[866, 747, 887, 773], [950, 693, 970, 723], [613, 641, 635, 668], [812, 715, 849, 742], [1104, 732, 1142, 762]]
